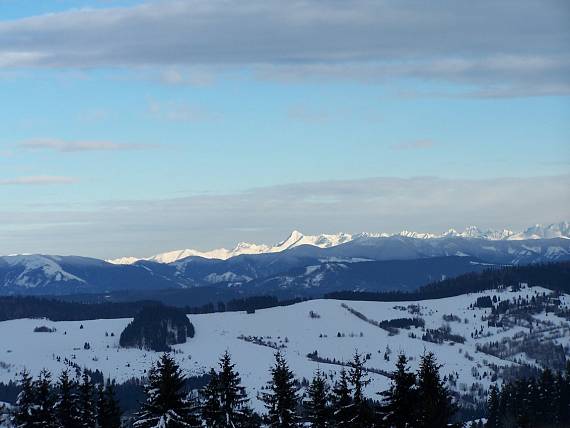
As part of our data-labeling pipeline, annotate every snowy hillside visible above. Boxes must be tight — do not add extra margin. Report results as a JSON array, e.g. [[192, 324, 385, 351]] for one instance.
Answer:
[[107, 222, 570, 264], [0, 255, 181, 295], [1, 285, 568, 412]]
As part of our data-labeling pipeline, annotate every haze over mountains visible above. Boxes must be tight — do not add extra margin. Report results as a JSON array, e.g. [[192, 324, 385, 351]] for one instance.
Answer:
[[0, 222, 568, 297], [108, 222, 570, 264]]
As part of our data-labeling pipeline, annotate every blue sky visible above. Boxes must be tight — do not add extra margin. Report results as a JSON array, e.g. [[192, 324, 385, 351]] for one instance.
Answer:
[[0, 0, 569, 257]]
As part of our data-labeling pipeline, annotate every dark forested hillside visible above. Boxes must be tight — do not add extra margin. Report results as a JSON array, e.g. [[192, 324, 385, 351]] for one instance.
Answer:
[[0, 296, 159, 322], [326, 261, 570, 301]]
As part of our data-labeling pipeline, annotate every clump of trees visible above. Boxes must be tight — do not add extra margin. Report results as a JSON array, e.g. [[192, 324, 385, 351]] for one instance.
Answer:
[[485, 364, 570, 428], [422, 325, 466, 344], [10, 368, 121, 428], [119, 305, 195, 352]]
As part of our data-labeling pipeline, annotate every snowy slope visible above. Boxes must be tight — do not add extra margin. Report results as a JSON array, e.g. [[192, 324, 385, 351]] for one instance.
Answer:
[[1, 286, 568, 412], [107, 222, 570, 265], [0, 255, 87, 290], [0, 255, 183, 295]]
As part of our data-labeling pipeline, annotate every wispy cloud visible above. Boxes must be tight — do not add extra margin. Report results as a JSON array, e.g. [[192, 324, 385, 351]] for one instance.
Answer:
[[159, 68, 215, 87], [391, 140, 436, 150], [19, 139, 157, 152], [0, 176, 77, 185], [147, 100, 217, 122], [1, 174, 568, 258], [287, 105, 330, 124]]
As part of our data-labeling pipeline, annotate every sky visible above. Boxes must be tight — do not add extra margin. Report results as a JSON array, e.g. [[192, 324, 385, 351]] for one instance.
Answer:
[[0, 0, 569, 258]]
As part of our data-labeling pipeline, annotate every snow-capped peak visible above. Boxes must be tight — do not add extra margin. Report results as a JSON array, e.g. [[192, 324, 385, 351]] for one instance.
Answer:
[[106, 221, 570, 265], [509, 221, 570, 240], [0, 255, 85, 289]]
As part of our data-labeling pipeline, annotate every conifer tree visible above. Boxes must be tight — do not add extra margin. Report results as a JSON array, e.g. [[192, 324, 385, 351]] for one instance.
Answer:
[[538, 368, 556, 427], [134, 353, 200, 428], [12, 370, 35, 428], [96, 383, 122, 428], [379, 353, 417, 428], [347, 352, 372, 427], [262, 351, 299, 428], [305, 370, 329, 428], [486, 384, 500, 428], [78, 370, 96, 428], [217, 351, 252, 427], [554, 371, 567, 426], [415, 352, 456, 428], [201, 369, 222, 428], [33, 369, 57, 428], [331, 368, 352, 428], [55, 370, 80, 428]]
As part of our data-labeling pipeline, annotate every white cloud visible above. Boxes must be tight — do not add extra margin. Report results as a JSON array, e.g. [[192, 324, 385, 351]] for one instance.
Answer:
[[391, 140, 435, 150], [19, 139, 157, 152], [147, 100, 217, 122], [0, 176, 77, 185]]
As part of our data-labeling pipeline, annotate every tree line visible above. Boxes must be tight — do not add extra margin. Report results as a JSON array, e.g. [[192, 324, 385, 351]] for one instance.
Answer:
[[326, 261, 570, 302], [8, 368, 121, 428], [486, 364, 570, 428], [4, 350, 460, 427]]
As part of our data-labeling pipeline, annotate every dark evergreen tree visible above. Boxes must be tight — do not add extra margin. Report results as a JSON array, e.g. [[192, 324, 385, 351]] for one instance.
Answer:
[[379, 353, 417, 428], [487, 364, 570, 428], [305, 370, 329, 428], [538, 368, 556, 427], [201, 369, 222, 428], [55, 370, 79, 428], [217, 351, 252, 427], [134, 354, 200, 428], [200, 351, 255, 428], [415, 352, 456, 428], [11, 370, 35, 428], [78, 370, 96, 428], [261, 351, 299, 428], [347, 352, 373, 427], [486, 384, 500, 428], [96, 383, 122, 428], [330, 368, 352, 428], [33, 369, 57, 428], [554, 370, 568, 426]]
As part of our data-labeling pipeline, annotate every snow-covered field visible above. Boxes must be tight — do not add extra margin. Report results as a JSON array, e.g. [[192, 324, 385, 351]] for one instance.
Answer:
[[0, 286, 568, 410]]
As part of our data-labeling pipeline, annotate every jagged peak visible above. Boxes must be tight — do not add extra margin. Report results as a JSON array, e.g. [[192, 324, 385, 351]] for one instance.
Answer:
[[105, 222, 570, 264]]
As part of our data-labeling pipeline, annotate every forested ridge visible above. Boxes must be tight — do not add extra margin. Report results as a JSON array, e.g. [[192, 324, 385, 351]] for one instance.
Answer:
[[326, 262, 570, 302]]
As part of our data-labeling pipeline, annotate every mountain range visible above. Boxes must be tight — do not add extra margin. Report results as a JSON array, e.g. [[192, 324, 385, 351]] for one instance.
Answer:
[[107, 222, 570, 264], [1, 221, 569, 297]]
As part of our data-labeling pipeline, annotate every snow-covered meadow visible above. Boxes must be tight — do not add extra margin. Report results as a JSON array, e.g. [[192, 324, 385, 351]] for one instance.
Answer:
[[0, 286, 568, 410]]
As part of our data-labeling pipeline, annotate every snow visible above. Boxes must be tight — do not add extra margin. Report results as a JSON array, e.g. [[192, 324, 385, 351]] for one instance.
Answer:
[[1, 255, 85, 288], [204, 272, 251, 284], [1, 286, 568, 412], [106, 222, 570, 265]]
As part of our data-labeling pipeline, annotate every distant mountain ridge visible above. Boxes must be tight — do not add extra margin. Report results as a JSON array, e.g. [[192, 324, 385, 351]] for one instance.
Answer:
[[1, 234, 569, 296], [108, 221, 570, 264]]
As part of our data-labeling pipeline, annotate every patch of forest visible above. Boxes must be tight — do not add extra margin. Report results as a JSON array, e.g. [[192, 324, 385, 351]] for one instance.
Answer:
[[119, 305, 195, 352], [326, 261, 570, 302]]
